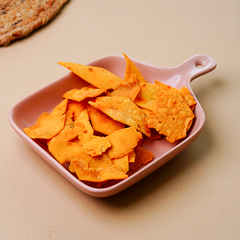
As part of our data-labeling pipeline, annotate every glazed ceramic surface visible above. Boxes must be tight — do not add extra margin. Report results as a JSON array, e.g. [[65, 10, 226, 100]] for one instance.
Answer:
[[8, 54, 216, 197]]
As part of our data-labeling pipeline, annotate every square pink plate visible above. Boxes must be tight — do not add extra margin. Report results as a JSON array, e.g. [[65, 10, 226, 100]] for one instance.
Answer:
[[8, 54, 216, 197]]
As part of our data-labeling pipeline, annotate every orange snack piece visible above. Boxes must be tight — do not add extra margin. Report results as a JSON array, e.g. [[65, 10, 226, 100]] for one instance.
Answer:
[[86, 103, 125, 135], [123, 53, 147, 85], [23, 99, 68, 139], [58, 62, 123, 90], [89, 96, 151, 137], [146, 88, 194, 143], [63, 85, 105, 102], [106, 127, 142, 159], [110, 74, 140, 101], [129, 145, 153, 170]]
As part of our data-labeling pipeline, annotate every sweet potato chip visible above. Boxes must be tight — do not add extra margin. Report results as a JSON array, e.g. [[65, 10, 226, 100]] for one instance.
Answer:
[[110, 74, 140, 101], [77, 109, 94, 135], [134, 82, 160, 111], [89, 96, 151, 137], [68, 162, 75, 173], [112, 155, 129, 174], [23, 99, 68, 139], [79, 133, 112, 157], [63, 85, 105, 102], [67, 101, 86, 121], [129, 145, 153, 170], [48, 141, 88, 164], [140, 108, 152, 117], [123, 53, 147, 85], [47, 109, 86, 147], [70, 154, 128, 182], [178, 87, 196, 111], [58, 62, 123, 90], [154, 80, 174, 91], [154, 80, 196, 110], [106, 127, 142, 159], [140, 109, 162, 139], [146, 88, 195, 143], [128, 151, 136, 163], [86, 103, 125, 135]]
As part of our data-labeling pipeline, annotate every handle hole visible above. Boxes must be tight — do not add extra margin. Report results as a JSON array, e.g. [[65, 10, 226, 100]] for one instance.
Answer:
[[195, 61, 203, 68], [195, 60, 206, 68]]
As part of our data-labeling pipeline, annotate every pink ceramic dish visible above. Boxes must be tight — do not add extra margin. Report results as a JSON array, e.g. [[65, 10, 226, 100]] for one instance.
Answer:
[[8, 54, 216, 197]]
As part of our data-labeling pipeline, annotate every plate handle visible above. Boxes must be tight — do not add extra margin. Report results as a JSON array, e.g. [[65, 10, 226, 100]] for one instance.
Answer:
[[176, 54, 217, 83]]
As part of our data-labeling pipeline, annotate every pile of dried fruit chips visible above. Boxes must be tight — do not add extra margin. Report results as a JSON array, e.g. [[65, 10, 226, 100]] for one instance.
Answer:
[[24, 54, 196, 186]]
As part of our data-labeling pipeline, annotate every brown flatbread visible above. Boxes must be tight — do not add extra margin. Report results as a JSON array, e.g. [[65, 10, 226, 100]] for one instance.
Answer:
[[0, 0, 69, 46]]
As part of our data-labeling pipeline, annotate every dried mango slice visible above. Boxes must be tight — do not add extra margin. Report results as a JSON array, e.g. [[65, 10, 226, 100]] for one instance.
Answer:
[[58, 62, 123, 90], [178, 87, 196, 111], [79, 133, 112, 157], [67, 101, 86, 121], [123, 53, 147, 85], [154, 80, 196, 110], [106, 127, 142, 159], [63, 85, 105, 102], [89, 96, 151, 137], [146, 88, 195, 143], [78, 109, 94, 135], [86, 103, 125, 135], [70, 154, 128, 182], [112, 155, 129, 174], [48, 141, 87, 164], [47, 109, 86, 146], [154, 80, 174, 91], [129, 145, 153, 170], [23, 99, 68, 139], [128, 151, 136, 163], [110, 74, 140, 101], [134, 82, 160, 111], [49, 140, 127, 183]]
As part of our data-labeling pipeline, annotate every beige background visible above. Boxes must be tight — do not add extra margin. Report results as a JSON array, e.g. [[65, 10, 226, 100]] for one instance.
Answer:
[[1, 0, 240, 239]]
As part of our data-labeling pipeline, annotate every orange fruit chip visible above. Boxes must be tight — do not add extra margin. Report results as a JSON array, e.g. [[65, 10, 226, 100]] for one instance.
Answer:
[[47, 109, 86, 146], [68, 162, 75, 173], [112, 155, 129, 174], [70, 155, 128, 182], [123, 53, 147, 85], [134, 82, 160, 111], [155, 80, 196, 110], [128, 151, 136, 163], [106, 127, 142, 159], [63, 85, 105, 102], [86, 103, 125, 135], [129, 145, 153, 170], [48, 141, 87, 165], [67, 101, 86, 121], [89, 96, 151, 137], [110, 74, 140, 101], [146, 88, 195, 143], [23, 99, 68, 139], [178, 87, 196, 111], [80, 133, 112, 157], [77, 109, 94, 135], [154, 80, 174, 91], [58, 62, 123, 90]]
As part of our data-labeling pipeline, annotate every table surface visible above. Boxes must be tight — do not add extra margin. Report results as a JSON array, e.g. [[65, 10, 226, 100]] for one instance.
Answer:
[[1, 1, 240, 239]]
